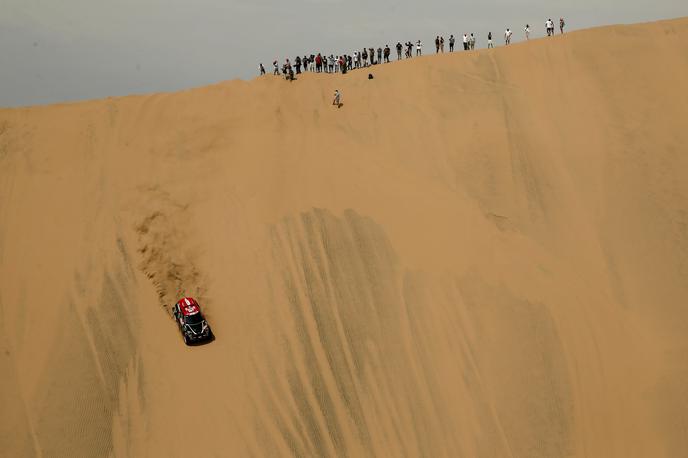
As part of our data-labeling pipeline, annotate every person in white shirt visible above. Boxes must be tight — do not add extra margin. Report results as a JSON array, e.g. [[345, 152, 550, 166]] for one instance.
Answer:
[[416, 40, 422, 56], [505, 28, 513, 45], [525, 24, 531, 40], [546, 19, 554, 36], [463, 33, 468, 50], [332, 90, 342, 108]]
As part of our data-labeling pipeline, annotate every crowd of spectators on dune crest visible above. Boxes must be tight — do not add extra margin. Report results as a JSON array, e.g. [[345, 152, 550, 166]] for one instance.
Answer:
[[260, 17, 567, 80]]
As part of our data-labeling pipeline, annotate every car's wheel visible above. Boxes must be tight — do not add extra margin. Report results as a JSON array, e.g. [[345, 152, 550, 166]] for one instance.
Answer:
[[183, 334, 191, 345]]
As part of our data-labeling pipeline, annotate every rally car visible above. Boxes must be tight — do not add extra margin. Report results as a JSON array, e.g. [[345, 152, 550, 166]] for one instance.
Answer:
[[172, 297, 213, 345]]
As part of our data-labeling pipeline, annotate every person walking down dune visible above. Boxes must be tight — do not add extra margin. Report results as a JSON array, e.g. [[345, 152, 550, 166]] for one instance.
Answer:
[[505, 28, 513, 45], [525, 24, 531, 40], [487, 31, 494, 48], [560, 17, 566, 34], [416, 40, 422, 56], [332, 90, 342, 108]]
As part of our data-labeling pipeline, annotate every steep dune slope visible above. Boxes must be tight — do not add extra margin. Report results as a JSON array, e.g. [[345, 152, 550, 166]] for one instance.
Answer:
[[1, 17, 687, 457]]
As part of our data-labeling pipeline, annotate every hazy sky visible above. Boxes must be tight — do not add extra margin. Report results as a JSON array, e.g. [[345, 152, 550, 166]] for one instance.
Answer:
[[1, 0, 686, 107]]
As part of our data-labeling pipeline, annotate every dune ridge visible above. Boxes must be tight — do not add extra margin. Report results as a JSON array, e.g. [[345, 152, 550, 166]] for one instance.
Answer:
[[1, 17, 688, 457]]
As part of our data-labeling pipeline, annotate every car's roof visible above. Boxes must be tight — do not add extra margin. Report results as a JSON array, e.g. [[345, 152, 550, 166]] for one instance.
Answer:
[[177, 297, 201, 316]]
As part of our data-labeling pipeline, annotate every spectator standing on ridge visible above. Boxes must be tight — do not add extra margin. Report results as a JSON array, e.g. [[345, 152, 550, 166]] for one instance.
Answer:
[[295, 56, 302, 74], [273, 60, 279, 75], [470, 33, 476, 50], [435, 36, 440, 53], [505, 28, 513, 45], [416, 40, 422, 56], [384, 45, 391, 63], [377, 47, 383, 64], [407, 42, 413, 58], [259, 63, 266, 75], [488, 32, 494, 48], [440, 36, 445, 52], [463, 33, 469, 50], [560, 17, 566, 34], [396, 42, 403, 60], [546, 19, 554, 36], [525, 24, 531, 40], [449, 34, 455, 52]]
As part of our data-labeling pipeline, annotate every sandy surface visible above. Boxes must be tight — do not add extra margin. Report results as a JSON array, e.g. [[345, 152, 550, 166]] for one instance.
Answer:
[[1, 17, 687, 457]]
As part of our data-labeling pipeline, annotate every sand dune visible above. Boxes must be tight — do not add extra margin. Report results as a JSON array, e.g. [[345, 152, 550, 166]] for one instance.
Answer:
[[1, 17, 688, 457]]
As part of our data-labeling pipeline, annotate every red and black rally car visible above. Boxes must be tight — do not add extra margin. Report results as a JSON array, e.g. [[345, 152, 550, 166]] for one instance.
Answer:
[[173, 297, 213, 345]]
